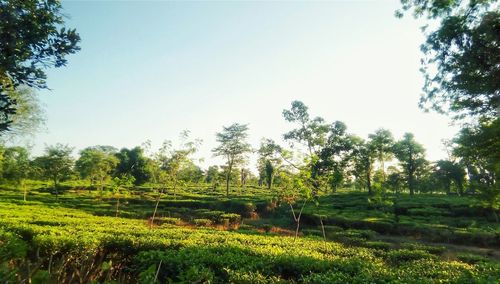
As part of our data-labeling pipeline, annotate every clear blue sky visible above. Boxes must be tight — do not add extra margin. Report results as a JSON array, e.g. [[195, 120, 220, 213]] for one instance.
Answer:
[[34, 0, 457, 168]]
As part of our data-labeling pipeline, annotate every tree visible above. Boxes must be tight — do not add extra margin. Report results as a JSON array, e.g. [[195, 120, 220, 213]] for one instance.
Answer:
[[350, 136, 376, 194], [453, 119, 499, 190], [282, 101, 329, 191], [452, 119, 498, 218], [33, 144, 74, 198], [212, 123, 251, 197], [109, 175, 135, 217], [277, 169, 314, 240], [368, 128, 394, 181], [257, 138, 283, 190], [1, 146, 30, 201], [317, 121, 357, 192], [0, 0, 80, 132], [0, 87, 45, 141], [115, 147, 151, 185], [435, 160, 466, 195], [76, 146, 119, 195], [393, 133, 427, 196], [205, 165, 220, 190], [385, 166, 404, 195], [146, 133, 201, 227], [398, 0, 499, 120]]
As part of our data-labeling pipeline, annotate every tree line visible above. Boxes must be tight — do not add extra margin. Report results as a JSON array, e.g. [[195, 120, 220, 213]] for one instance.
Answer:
[[0, 100, 493, 201]]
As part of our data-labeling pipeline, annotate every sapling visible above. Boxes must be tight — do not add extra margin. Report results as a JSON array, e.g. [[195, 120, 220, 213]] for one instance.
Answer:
[[110, 175, 134, 217]]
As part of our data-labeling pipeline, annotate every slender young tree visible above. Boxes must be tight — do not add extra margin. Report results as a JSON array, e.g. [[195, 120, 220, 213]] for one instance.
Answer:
[[1, 146, 31, 201], [212, 123, 251, 197], [282, 101, 329, 192], [257, 138, 283, 190]]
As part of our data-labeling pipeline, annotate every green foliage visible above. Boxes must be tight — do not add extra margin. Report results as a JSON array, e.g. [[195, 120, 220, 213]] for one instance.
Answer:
[[0, 0, 80, 132], [31, 144, 74, 195], [212, 123, 252, 197], [76, 146, 119, 192], [398, 0, 499, 120], [393, 133, 428, 195], [192, 218, 212, 227], [1, 87, 46, 140], [115, 147, 151, 185], [0, 187, 498, 283]]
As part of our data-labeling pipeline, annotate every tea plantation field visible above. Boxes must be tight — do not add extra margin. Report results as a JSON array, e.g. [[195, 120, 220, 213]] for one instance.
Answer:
[[0, 186, 499, 283]]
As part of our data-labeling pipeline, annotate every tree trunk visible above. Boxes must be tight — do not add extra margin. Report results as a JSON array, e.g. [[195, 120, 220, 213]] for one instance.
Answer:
[[173, 178, 178, 200], [267, 173, 274, 190], [226, 161, 233, 198], [22, 181, 27, 202], [409, 172, 414, 196], [445, 181, 451, 195], [53, 177, 59, 199], [115, 197, 120, 217], [366, 171, 372, 195], [457, 180, 464, 196], [150, 189, 162, 229]]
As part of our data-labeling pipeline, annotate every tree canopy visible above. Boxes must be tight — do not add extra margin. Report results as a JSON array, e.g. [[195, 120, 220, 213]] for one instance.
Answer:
[[0, 0, 80, 132], [212, 123, 251, 197], [397, 0, 499, 120]]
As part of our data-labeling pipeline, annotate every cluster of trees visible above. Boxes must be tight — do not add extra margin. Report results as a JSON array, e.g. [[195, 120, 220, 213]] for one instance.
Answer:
[[0, 99, 488, 201], [254, 101, 485, 199], [396, 0, 498, 218]]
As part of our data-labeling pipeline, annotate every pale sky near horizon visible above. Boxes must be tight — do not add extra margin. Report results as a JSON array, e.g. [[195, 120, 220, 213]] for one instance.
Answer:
[[29, 0, 457, 169]]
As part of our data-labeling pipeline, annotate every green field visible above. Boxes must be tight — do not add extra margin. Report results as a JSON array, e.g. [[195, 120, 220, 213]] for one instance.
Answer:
[[1, 185, 498, 283]]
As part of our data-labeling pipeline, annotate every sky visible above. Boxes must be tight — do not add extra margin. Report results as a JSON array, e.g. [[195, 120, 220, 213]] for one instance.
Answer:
[[31, 0, 458, 169]]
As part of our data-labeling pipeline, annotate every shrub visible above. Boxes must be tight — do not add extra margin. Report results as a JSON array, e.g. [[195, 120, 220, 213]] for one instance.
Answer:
[[157, 217, 181, 226], [192, 218, 212, 227], [456, 253, 489, 264], [400, 242, 446, 255], [363, 241, 392, 250], [219, 213, 241, 227], [386, 249, 434, 265]]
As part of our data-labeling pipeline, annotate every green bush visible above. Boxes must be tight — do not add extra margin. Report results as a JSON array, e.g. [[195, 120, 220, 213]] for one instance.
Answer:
[[363, 241, 392, 250], [386, 249, 435, 265], [400, 242, 446, 255], [219, 213, 241, 226], [192, 218, 212, 227], [456, 253, 489, 264], [157, 217, 182, 225]]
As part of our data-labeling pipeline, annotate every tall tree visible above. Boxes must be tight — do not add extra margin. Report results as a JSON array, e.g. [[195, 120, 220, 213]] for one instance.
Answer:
[[350, 136, 376, 194], [0, 0, 80, 132], [115, 147, 151, 185], [317, 121, 357, 192], [452, 119, 498, 219], [435, 160, 466, 195], [33, 144, 74, 198], [1, 146, 30, 200], [257, 138, 283, 190], [205, 165, 220, 190], [282, 100, 329, 191], [393, 133, 427, 196], [212, 123, 251, 197], [397, 0, 499, 120], [76, 146, 119, 194], [151, 131, 202, 198], [368, 128, 394, 181]]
